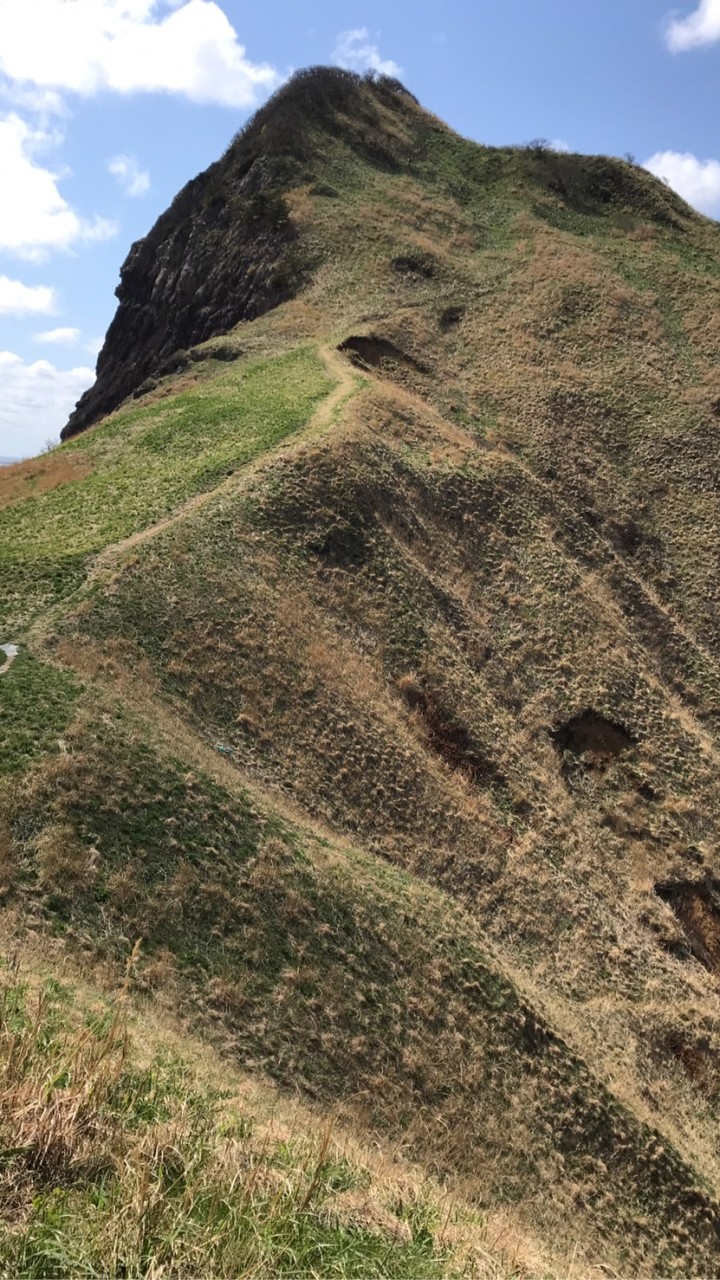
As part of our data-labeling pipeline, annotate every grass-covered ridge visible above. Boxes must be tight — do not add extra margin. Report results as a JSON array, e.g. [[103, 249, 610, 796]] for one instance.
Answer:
[[0, 345, 330, 630]]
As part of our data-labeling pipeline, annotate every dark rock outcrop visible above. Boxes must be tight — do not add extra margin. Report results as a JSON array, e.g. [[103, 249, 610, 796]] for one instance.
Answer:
[[61, 68, 419, 440], [61, 158, 298, 439]]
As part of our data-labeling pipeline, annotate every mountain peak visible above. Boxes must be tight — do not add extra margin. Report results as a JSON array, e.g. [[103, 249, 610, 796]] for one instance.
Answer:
[[60, 68, 422, 440], [61, 68, 701, 441]]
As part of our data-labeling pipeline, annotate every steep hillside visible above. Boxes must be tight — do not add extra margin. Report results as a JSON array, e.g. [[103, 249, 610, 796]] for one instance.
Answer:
[[4, 67, 720, 1275]]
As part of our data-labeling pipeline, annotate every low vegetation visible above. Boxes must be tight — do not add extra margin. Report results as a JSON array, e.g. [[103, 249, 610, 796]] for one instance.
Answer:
[[0, 346, 330, 630], [4, 66, 720, 1276], [2, 699, 718, 1275], [0, 966, 473, 1279]]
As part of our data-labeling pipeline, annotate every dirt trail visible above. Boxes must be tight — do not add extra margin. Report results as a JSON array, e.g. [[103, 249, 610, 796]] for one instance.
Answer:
[[87, 345, 360, 582], [0, 644, 19, 675]]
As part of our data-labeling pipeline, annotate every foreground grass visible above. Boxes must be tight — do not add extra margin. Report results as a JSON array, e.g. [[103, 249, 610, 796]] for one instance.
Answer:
[[4, 700, 720, 1276], [0, 346, 331, 630], [0, 970, 462, 1279]]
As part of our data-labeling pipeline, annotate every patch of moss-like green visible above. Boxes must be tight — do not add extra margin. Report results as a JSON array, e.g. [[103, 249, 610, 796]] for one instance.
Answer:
[[0, 346, 331, 630], [0, 652, 79, 776]]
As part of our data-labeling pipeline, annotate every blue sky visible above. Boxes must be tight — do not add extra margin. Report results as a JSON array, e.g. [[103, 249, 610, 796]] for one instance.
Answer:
[[1, 0, 720, 458]]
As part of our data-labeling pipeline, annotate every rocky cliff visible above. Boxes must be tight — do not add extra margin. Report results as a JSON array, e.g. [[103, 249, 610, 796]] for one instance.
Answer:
[[61, 69, 418, 439]]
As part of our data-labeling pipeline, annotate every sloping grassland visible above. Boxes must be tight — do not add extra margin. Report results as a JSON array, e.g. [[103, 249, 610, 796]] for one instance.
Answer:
[[4, 69, 720, 1275]]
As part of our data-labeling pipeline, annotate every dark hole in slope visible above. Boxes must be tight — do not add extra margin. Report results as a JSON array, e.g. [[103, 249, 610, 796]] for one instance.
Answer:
[[398, 676, 505, 787], [653, 1028, 720, 1100], [309, 521, 369, 568], [656, 880, 720, 975], [606, 517, 664, 568], [439, 305, 464, 331], [551, 709, 634, 778], [392, 254, 435, 279], [338, 335, 428, 374]]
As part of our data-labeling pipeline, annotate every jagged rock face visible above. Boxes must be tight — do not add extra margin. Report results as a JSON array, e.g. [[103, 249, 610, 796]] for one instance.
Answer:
[[62, 68, 419, 441], [61, 155, 298, 439]]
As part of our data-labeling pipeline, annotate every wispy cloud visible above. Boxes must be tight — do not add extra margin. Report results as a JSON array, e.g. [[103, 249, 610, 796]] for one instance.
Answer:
[[333, 28, 402, 77], [0, 274, 56, 315], [644, 149, 720, 215], [108, 153, 150, 197], [665, 0, 720, 50], [33, 326, 81, 344], [0, 351, 94, 457]]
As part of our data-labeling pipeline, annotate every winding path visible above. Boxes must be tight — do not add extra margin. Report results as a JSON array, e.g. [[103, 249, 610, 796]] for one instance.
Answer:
[[87, 344, 360, 582]]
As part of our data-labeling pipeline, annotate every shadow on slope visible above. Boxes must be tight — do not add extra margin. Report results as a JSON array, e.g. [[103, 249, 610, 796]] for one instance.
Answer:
[[3, 700, 720, 1276]]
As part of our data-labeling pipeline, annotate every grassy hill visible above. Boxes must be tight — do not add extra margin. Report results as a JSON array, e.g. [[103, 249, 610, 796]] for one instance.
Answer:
[[4, 67, 720, 1275]]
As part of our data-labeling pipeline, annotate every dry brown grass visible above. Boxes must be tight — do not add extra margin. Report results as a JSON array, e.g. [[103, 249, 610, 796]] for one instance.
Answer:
[[0, 924, 564, 1279], [8, 80, 720, 1275], [0, 451, 92, 511]]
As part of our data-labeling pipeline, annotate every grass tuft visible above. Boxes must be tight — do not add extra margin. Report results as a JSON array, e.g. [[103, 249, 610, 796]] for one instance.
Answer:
[[0, 969, 460, 1279]]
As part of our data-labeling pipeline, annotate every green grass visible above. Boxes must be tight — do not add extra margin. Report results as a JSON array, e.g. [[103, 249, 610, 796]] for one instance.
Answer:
[[0, 346, 331, 631], [0, 653, 78, 777], [7, 70, 720, 1279], [5, 704, 720, 1277], [0, 972, 459, 1279]]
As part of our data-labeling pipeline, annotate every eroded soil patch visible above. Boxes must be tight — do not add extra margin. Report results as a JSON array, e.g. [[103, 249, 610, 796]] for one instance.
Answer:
[[551, 709, 634, 779], [338, 335, 428, 375], [656, 879, 720, 975], [398, 675, 503, 787], [653, 1027, 720, 1101], [439, 305, 464, 330], [309, 520, 370, 567], [391, 253, 435, 279]]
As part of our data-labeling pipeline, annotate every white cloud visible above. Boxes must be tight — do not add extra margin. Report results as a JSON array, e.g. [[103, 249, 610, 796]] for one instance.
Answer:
[[0, 0, 281, 108], [666, 0, 720, 50], [550, 138, 571, 153], [0, 84, 66, 120], [0, 275, 56, 316], [33, 326, 81, 344], [108, 153, 150, 197], [644, 149, 720, 215], [0, 113, 117, 260], [85, 336, 105, 358], [0, 352, 94, 457], [333, 28, 403, 77]]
